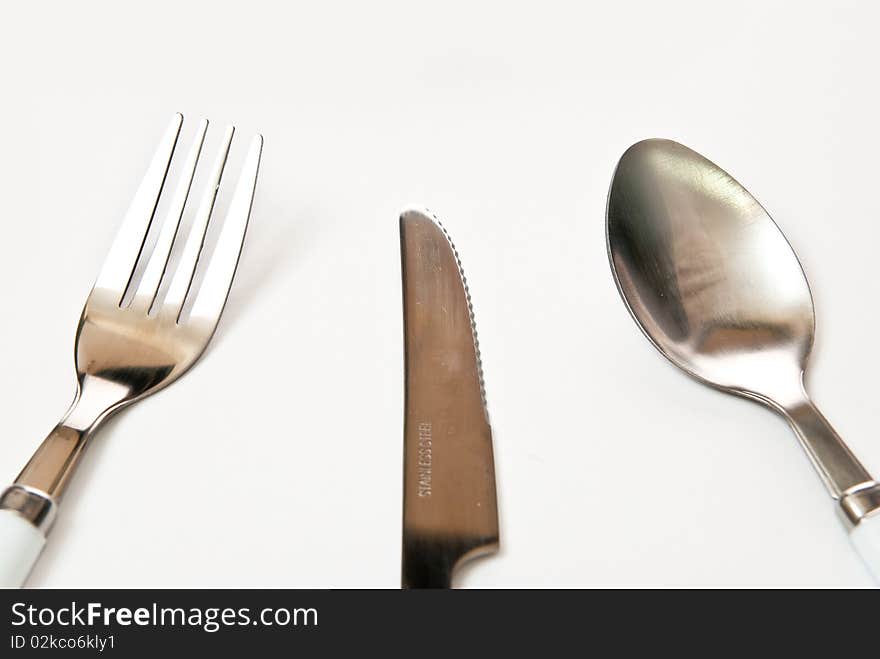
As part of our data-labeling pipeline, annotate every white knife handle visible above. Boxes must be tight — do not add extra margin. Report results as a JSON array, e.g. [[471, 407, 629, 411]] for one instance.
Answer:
[[850, 515, 880, 585], [0, 510, 46, 588]]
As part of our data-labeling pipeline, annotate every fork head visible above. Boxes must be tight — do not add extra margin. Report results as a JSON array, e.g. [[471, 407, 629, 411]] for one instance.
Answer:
[[77, 114, 263, 408]]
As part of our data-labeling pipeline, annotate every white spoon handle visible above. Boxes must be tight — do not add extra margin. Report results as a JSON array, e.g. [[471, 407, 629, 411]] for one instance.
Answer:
[[0, 510, 45, 588], [850, 516, 880, 585]]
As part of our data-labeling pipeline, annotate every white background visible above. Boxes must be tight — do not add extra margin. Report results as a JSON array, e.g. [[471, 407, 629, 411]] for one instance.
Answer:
[[1, 1, 878, 587]]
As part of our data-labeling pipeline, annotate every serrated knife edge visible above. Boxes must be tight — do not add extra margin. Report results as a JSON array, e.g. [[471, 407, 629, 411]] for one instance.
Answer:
[[416, 207, 488, 414]]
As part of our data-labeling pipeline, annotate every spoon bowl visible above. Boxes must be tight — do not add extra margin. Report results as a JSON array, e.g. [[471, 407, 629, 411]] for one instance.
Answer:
[[608, 139, 814, 407]]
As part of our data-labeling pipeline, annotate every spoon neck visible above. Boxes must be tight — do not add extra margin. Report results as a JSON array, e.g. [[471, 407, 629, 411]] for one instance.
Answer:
[[778, 394, 875, 500]]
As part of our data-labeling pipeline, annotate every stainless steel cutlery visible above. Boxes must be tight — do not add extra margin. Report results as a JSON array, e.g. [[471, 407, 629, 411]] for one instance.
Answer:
[[400, 209, 499, 588], [607, 138, 880, 582], [0, 115, 263, 587], [3, 117, 878, 589]]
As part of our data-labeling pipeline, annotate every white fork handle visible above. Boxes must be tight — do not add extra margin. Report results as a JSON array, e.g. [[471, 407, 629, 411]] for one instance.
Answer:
[[0, 510, 46, 588], [850, 516, 880, 585]]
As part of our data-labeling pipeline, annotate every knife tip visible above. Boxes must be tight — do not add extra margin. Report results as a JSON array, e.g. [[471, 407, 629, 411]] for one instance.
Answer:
[[399, 206, 442, 228]]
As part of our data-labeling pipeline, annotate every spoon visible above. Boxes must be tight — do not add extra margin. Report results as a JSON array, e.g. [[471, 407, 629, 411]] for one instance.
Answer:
[[606, 138, 880, 583]]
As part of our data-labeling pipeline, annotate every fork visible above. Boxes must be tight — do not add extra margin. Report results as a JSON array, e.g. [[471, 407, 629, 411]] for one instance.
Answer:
[[0, 114, 263, 587]]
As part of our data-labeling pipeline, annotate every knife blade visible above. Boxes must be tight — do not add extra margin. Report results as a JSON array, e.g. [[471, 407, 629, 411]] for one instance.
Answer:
[[399, 208, 499, 588]]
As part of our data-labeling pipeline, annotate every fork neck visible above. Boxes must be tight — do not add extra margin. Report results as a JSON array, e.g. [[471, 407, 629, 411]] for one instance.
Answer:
[[63, 374, 132, 433], [14, 375, 131, 500]]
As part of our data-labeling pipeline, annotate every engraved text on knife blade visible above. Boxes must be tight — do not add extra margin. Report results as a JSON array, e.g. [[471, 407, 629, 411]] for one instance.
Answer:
[[417, 422, 433, 497]]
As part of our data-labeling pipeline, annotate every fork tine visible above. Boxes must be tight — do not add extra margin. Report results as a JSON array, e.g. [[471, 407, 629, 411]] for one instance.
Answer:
[[163, 125, 235, 319], [130, 118, 209, 313], [94, 114, 183, 299], [189, 135, 263, 328]]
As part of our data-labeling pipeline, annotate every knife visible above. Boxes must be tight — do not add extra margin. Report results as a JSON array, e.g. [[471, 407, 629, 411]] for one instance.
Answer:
[[399, 208, 499, 588]]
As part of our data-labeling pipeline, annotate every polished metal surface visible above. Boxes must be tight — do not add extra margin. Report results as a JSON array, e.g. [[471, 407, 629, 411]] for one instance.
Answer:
[[0, 486, 56, 533], [1, 115, 263, 526], [400, 209, 498, 588], [840, 484, 880, 527], [607, 139, 879, 524]]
